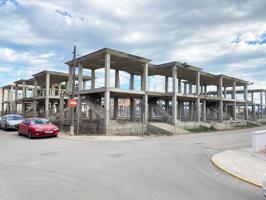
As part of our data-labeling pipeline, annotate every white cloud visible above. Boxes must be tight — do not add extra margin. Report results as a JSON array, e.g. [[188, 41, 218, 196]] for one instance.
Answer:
[[0, 0, 265, 89]]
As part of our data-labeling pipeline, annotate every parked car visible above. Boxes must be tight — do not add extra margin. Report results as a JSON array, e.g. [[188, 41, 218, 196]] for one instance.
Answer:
[[0, 114, 24, 130], [263, 174, 266, 197], [18, 118, 59, 138]]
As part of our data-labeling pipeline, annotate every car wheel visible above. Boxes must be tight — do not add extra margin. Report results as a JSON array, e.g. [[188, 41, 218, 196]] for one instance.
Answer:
[[5, 125, 8, 131], [28, 130, 32, 139]]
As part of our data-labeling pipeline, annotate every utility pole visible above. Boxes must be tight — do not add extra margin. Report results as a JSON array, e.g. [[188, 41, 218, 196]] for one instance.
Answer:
[[69, 46, 76, 135]]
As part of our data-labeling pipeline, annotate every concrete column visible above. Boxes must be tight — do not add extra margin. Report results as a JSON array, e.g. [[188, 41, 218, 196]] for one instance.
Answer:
[[78, 63, 83, 91], [189, 84, 192, 94], [265, 92, 266, 118], [218, 76, 223, 98], [204, 85, 207, 96], [238, 105, 241, 118], [58, 83, 62, 95], [181, 101, 185, 120], [148, 103, 152, 120], [59, 92, 64, 123], [91, 69, 95, 89], [66, 81, 69, 93], [9, 86, 13, 113], [219, 100, 223, 122], [33, 78, 38, 117], [130, 98, 135, 120], [177, 100, 182, 120], [252, 104, 256, 121], [225, 103, 228, 114], [45, 73, 50, 118], [189, 102, 193, 121], [14, 84, 18, 114], [22, 81, 26, 98], [51, 85, 55, 96], [1, 88, 4, 114], [115, 69, 120, 89], [104, 53, 111, 130], [172, 65, 177, 125], [114, 97, 118, 120], [244, 83, 248, 120], [22, 81, 26, 116], [25, 87, 28, 98], [260, 91, 263, 119], [143, 63, 149, 92], [202, 99, 207, 121], [196, 72, 200, 95], [143, 63, 149, 123], [195, 72, 201, 122], [218, 76, 223, 122], [232, 80, 236, 120], [195, 98, 200, 122], [251, 92, 254, 102], [232, 81, 236, 99], [141, 75, 144, 91], [165, 99, 169, 112], [82, 81, 86, 90], [184, 83, 187, 95], [224, 87, 227, 98], [178, 79, 182, 93], [165, 76, 168, 93], [129, 74, 134, 90]]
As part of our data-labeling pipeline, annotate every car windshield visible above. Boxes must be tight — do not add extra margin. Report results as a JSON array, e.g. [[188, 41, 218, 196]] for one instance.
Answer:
[[31, 119, 50, 125], [6, 116, 23, 120]]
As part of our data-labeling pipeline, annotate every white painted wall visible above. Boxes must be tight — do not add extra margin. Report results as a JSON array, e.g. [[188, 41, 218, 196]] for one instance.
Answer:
[[252, 130, 266, 152]]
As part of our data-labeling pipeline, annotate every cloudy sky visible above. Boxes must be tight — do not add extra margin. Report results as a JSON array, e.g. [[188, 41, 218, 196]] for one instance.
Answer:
[[0, 0, 266, 90]]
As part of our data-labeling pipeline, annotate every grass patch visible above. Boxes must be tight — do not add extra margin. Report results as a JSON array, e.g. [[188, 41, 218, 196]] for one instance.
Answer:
[[186, 126, 216, 133], [233, 124, 258, 129]]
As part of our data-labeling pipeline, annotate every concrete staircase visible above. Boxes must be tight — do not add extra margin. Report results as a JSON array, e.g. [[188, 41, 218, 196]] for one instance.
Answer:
[[149, 101, 170, 121], [149, 122, 189, 135], [246, 120, 262, 126], [25, 108, 33, 117], [83, 98, 105, 119], [50, 107, 69, 121], [209, 106, 231, 120]]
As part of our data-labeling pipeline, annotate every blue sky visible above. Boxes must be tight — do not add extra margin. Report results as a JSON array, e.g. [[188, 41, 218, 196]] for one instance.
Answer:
[[0, 0, 266, 90]]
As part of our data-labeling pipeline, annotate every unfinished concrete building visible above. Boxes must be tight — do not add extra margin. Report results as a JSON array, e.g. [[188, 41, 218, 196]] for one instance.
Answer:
[[0, 70, 91, 121], [64, 48, 266, 135], [1, 48, 266, 135], [0, 84, 23, 114]]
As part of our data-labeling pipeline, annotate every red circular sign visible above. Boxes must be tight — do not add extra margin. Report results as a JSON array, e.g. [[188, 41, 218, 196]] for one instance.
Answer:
[[69, 99, 78, 107]]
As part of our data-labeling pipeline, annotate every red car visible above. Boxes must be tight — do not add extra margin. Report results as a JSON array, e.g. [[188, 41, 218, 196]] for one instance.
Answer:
[[18, 118, 59, 138]]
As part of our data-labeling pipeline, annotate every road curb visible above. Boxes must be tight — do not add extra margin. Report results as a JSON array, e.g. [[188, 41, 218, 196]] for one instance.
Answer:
[[211, 155, 262, 188]]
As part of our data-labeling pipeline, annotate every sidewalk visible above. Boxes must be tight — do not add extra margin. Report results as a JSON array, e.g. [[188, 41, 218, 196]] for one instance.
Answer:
[[211, 148, 266, 187], [58, 133, 143, 142]]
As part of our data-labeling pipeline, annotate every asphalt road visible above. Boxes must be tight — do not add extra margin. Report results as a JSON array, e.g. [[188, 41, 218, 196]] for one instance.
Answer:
[[0, 127, 265, 200]]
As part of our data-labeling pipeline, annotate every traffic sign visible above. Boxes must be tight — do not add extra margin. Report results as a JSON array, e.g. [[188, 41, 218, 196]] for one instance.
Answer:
[[69, 99, 78, 107]]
